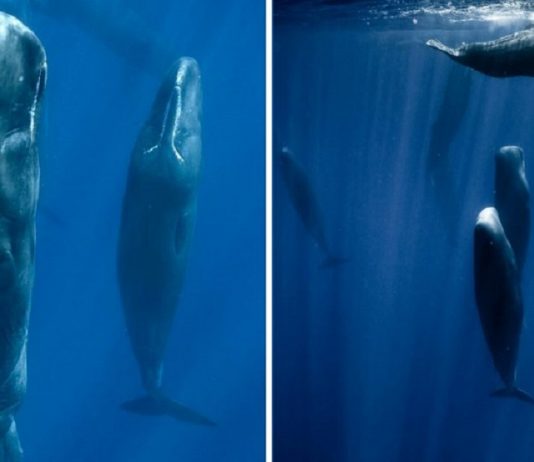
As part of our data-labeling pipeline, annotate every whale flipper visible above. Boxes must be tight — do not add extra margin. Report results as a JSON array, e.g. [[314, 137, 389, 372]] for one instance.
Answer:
[[426, 39, 460, 57], [121, 393, 215, 426], [491, 386, 534, 404]]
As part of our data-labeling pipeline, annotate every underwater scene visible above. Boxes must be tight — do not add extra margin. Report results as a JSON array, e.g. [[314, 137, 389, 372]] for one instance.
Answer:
[[274, 1, 534, 462], [0, 0, 265, 461]]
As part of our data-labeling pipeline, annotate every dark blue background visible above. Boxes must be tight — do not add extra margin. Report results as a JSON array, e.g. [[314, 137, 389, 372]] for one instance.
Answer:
[[274, 7, 534, 462], [12, 1, 265, 461]]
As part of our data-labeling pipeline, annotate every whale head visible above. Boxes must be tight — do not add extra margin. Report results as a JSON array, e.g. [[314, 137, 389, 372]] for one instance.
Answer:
[[496, 145, 525, 177], [474, 206, 516, 271], [475, 207, 503, 241], [140, 57, 202, 188], [277, 146, 293, 166], [474, 207, 503, 280], [0, 13, 46, 137]]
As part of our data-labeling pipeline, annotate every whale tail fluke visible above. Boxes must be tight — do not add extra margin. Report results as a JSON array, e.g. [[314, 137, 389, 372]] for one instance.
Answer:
[[320, 255, 350, 269], [491, 386, 534, 404], [426, 39, 460, 58], [121, 393, 216, 426]]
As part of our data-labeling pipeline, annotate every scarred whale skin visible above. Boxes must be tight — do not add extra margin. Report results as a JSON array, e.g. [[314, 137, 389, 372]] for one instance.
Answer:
[[0, 12, 46, 460], [427, 28, 534, 77], [117, 58, 212, 425], [474, 207, 533, 404]]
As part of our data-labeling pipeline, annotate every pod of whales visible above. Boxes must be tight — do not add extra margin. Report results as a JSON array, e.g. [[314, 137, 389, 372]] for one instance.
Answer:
[[277, 147, 348, 268], [117, 58, 212, 425], [427, 28, 534, 77], [0, 12, 46, 460], [495, 146, 530, 275], [473, 207, 534, 404]]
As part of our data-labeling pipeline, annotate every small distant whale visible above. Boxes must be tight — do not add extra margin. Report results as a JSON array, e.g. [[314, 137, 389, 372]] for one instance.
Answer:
[[427, 28, 534, 77], [426, 64, 471, 238], [117, 58, 211, 425], [473, 207, 534, 403], [495, 146, 530, 275], [0, 13, 47, 460], [277, 147, 347, 268]]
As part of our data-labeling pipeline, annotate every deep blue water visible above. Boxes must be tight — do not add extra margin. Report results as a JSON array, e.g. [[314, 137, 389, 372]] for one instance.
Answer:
[[274, 3, 534, 461], [9, 1, 265, 461]]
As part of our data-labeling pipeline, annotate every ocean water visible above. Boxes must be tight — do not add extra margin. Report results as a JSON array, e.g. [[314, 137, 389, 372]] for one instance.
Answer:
[[274, 2, 534, 462], [7, 1, 265, 461]]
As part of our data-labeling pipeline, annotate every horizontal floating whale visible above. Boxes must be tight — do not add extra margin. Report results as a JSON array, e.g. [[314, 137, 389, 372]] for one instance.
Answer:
[[427, 28, 534, 77]]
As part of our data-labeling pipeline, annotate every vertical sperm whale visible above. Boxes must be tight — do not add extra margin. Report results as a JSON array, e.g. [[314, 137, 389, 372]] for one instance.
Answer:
[[474, 207, 534, 404], [494, 146, 530, 275], [117, 58, 211, 424], [277, 147, 347, 267], [0, 13, 47, 460]]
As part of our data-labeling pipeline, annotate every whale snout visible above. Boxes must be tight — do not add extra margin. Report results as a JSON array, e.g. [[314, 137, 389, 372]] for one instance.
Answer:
[[158, 57, 201, 164], [477, 206, 498, 224], [277, 146, 292, 164], [475, 207, 502, 237], [142, 56, 202, 172], [496, 145, 524, 171], [171, 57, 202, 126]]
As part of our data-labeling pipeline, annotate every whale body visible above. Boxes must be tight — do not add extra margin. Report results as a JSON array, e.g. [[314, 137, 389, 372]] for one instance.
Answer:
[[277, 147, 347, 268], [0, 13, 46, 460], [494, 146, 530, 275], [117, 58, 212, 424], [473, 207, 533, 403], [427, 29, 534, 77]]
